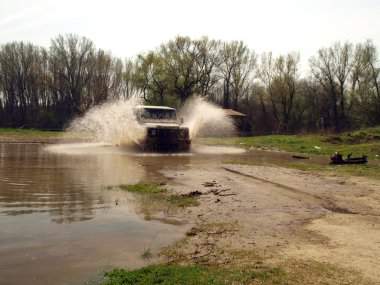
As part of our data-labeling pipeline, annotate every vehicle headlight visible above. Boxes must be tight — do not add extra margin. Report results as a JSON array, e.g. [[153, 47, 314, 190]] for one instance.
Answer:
[[151, 130, 156, 136]]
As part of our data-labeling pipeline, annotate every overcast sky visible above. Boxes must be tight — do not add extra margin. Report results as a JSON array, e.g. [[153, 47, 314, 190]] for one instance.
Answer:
[[1, 0, 380, 71]]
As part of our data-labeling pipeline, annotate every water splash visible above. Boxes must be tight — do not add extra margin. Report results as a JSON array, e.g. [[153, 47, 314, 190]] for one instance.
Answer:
[[66, 98, 145, 146], [181, 97, 236, 139], [66, 97, 236, 146]]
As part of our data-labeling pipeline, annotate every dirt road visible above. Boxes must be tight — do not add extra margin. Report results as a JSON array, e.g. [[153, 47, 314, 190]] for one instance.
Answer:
[[160, 162, 380, 282]]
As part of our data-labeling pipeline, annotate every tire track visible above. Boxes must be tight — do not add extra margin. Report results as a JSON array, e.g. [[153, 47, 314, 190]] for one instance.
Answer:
[[222, 166, 354, 214]]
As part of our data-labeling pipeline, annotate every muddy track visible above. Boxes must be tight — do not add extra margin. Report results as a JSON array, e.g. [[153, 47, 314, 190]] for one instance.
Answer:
[[222, 166, 355, 215], [164, 162, 380, 282]]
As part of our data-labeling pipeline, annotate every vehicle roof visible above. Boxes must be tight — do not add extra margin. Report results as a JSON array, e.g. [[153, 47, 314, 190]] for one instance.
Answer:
[[135, 105, 176, 111]]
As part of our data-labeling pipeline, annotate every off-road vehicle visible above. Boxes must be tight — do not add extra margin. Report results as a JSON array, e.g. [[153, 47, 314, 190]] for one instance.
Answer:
[[133, 105, 191, 151]]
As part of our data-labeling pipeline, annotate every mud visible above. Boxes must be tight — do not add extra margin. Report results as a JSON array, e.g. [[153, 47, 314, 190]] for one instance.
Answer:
[[160, 162, 380, 282]]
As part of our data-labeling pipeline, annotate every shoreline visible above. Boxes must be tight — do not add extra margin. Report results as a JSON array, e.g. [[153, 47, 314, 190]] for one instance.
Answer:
[[1, 133, 380, 283], [156, 162, 380, 283]]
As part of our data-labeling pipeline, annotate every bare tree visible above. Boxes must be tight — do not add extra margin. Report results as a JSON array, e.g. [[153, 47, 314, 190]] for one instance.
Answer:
[[48, 34, 96, 118], [309, 42, 353, 132], [195, 37, 222, 98], [351, 40, 380, 125], [273, 53, 300, 132], [83, 50, 124, 108], [219, 41, 256, 109], [0, 42, 46, 126], [123, 58, 138, 99], [257, 52, 280, 130]]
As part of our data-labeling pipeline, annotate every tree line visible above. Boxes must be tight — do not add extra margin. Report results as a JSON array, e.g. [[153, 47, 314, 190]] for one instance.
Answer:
[[0, 34, 379, 133]]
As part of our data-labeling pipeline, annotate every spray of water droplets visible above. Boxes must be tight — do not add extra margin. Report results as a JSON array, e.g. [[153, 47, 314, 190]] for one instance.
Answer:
[[66, 98, 145, 146], [66, 97, 236, 146], [181, 97, 236, 139]]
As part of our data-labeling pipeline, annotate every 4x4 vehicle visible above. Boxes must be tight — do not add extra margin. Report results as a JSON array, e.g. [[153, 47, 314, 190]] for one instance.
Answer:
[[133, 105, 191, 151]]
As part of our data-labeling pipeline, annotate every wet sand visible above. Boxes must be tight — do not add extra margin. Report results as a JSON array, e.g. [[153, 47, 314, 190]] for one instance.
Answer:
[[160, 162, 380, 282]]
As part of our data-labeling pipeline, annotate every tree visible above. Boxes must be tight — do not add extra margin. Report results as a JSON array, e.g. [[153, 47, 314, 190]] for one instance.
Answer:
[[257, 52, 279, 128], [273, 53, 300, 132], [309, 42, 354, 132], [159, 36, 211, 105], [0, 42, 46, 126], [219, 41, 256, 109], [257, 52, 300, 133], [350, 40, 380, 125], [83, 50, 124, 108], [123, 58, 138, 99], [194, 37, 221, 98], [133, 51, 169, 104], [48, 34, 96, 119]]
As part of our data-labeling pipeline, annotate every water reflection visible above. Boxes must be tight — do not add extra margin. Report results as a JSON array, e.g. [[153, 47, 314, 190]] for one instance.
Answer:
[[0, 143, 190, 285], [0, 142, 326, 285], [0, 144, 146, 223]]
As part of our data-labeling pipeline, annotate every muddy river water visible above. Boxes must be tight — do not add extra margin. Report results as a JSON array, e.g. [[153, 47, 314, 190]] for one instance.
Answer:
[[0, 142, 326, 285]]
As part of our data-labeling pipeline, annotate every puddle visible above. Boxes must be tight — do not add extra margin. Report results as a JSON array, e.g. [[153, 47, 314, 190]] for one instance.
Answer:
[[0, 142, 327, 284], [0, 143, 186, 285]]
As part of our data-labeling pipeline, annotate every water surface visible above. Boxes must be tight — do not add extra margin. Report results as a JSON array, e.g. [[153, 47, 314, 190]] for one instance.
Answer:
[[0, 142, 326, 284], [0, 143, 187, 285]]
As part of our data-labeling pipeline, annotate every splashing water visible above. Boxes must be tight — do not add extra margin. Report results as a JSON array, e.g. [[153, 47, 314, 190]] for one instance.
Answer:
[[181, 97, 236, 139], [67, 97, 236, 146], [66, 98, 145, 146]]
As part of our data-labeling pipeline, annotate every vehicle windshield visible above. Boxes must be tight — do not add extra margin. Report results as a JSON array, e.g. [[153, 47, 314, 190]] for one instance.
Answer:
[[141, 108, 177, 121]]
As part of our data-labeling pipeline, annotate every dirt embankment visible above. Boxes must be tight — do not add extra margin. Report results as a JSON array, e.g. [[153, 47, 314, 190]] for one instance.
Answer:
[[160, 163, 380, 283]]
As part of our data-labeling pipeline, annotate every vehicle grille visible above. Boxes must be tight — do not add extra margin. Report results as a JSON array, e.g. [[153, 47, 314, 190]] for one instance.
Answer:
[[147, 127, 189, 139]]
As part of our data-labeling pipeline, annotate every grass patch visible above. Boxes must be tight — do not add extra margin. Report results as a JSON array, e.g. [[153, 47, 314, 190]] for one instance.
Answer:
[[167, 194, 198, 208], [0, 128, 61, 136], [100, 259, 374, 285], [0, 128, 91, 143], [119, 182, 167, 195], [0, 128, 62, 141], [224, 160, 380, 180], [201, 126, 380, 179], [197, 125, 380, 159], [116, 182, 199, 208], [283, 161, 380, 179], [107, 182, 198, 223], [101, 264, 285, 285]]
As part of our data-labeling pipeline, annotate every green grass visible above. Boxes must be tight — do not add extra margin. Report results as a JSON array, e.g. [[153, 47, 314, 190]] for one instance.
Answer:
[[283, 162, 380, 178], [119, 182, 167, 195], [201, 126, 380, 179], [198, 126, 380, 159], [100, 259, 375, 285], [225, 159, 380, 179], [116, 182, 199, 208], [101, 264, 285, 285], [0, 128, 92, 143], [0, 128, 62, 136]]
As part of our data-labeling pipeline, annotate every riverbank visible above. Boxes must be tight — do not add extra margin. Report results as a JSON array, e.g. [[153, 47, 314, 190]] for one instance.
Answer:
[[1, 128, 379, 284], [197, 126, 380, 180], [103, 161, 380, 284], [164, 161, 380, 284], [0, 128, 63, 143], [0, 128, 92, 144]]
